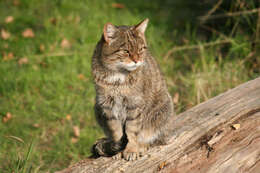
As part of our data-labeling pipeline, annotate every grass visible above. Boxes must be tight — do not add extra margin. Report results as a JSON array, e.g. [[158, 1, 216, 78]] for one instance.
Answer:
[[0, 0, 259, 172]]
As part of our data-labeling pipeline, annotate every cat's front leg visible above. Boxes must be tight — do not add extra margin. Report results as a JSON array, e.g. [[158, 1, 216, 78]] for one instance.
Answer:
[[93, 119, 126, 157], [122, 119, 142, 161], [94, 103, 126, 156], [107, 119, 126, 151]]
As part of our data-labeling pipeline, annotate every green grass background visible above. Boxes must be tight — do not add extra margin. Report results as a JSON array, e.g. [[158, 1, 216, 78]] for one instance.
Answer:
[[0, 0, 259, 172]]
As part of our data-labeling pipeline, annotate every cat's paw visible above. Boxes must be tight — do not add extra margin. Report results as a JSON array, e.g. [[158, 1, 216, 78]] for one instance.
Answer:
[[93, 137, 118, 157], [123, 151, 139, 161], [92, 138, 107, 156], [139, 145, 150, 153], [113, 150, 144, 160], [137, 145, 149, 157], [121, 144, 149, 161], [112, 152, 122, 160]]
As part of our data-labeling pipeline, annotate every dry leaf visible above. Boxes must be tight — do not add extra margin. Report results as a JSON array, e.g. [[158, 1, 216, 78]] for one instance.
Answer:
[[3, 52, 14, 61], [39, 61, 47, 68], [158, 161, 168, 171], [182, 37, 189, 44], [60, 38, 71, 49], [50, 43, 57, 52], [2, 112, 12, 123], [71, 137, 79, 143], [231, 124, 240, 130], [5, 16, 14, 23], [67, 85, 74, 90], [33, 123, 40, 128], [7, 52, 14, 59], [73, 126, 80, 137], [18, 57, 29, 65], [66, 114, 72, 121], [22, 28, 35, 38], [1, 29, 11, 40], [78, 74, 86, 80], [49, 17, 57, 25], [13, 0, 20, 6], [6, 112, 12, 119], [173, 93, 179, 104], [112, 3, 125, 9], [39, 44, 45, 52]]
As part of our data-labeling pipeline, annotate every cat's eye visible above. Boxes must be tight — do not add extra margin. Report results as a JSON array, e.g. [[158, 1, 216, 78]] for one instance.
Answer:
[[139, 46, 147, 52], [124, 50, 130, 54], [122, 50, 130, 56]]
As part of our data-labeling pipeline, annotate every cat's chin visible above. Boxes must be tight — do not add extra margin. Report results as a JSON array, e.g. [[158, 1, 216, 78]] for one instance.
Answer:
[[121, 61, 143, 72], [125, 66, 139, 71]]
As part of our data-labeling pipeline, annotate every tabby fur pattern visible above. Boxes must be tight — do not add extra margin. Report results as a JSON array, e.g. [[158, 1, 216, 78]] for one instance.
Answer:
[[91, 19, 174, 161]]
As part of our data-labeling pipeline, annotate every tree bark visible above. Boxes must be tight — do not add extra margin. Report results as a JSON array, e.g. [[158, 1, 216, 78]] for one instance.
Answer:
[[57, 77, 260, 173]]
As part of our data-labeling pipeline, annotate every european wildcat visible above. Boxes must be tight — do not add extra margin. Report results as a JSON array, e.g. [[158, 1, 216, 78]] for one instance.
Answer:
[[92, 19, 174, 161]]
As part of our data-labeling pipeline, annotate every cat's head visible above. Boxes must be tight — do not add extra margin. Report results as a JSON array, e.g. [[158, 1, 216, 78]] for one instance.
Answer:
[[100, 19, 149, 72]]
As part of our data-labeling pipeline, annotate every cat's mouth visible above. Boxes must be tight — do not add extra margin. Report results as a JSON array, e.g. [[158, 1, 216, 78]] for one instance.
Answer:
[[124, 61, 143, 71]]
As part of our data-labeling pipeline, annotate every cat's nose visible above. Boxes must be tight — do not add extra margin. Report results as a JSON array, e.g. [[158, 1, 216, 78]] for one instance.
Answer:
[[131, 55, 139, 63]]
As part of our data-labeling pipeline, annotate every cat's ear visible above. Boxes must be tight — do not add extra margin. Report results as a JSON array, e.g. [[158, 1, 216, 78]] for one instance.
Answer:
[[135, 18, 149, 34], [103, 23, 117, 45]]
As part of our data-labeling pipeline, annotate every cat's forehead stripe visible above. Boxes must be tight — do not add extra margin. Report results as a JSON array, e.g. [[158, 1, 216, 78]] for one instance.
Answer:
[[126, 30, 138, 53]]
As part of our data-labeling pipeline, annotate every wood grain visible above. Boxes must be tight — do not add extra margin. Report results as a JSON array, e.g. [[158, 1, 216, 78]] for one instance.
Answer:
[[57, 77, 260, 173]]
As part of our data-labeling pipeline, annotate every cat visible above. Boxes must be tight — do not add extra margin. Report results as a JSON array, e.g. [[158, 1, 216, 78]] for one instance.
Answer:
[[91, 18, 174, 161]]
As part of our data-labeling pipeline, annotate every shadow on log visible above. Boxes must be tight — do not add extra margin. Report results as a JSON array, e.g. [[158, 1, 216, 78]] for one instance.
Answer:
[[57, 77, 260, 173]]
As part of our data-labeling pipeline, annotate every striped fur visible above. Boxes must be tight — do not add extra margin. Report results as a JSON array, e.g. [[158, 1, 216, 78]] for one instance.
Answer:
[[91, 19, 174, 161]]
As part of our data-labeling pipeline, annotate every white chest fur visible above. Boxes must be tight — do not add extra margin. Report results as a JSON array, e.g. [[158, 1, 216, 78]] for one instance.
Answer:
[[105, 73, 126, 83]]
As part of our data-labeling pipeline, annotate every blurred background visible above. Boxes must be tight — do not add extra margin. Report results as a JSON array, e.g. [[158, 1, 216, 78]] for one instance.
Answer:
[[0, 0, 259, 172]]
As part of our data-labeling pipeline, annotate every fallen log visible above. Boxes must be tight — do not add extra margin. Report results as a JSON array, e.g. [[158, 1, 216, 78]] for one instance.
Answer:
[[57, 77, 260, 173]]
